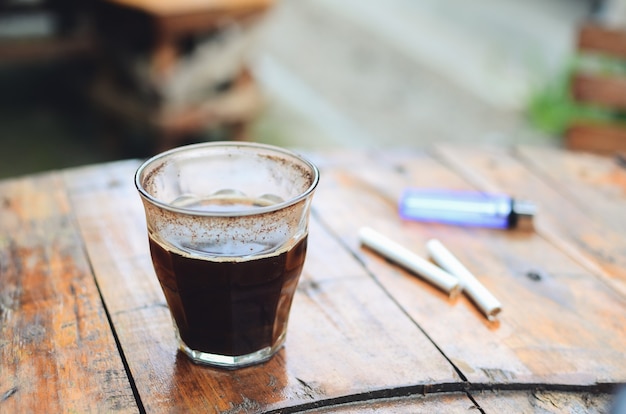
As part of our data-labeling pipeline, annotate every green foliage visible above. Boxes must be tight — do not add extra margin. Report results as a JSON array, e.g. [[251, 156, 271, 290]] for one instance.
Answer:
[[526, 55, 626, 136]]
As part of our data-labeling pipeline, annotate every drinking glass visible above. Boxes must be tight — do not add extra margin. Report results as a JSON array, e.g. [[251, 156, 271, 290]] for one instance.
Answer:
[[135, 142, 319, 368]]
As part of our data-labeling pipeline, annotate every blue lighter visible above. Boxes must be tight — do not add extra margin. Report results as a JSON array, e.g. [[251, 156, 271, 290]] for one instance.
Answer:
[[399, 189, 536, 229]]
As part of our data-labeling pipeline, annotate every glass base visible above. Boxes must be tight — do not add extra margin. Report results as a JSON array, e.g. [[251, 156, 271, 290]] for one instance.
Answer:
[[176, 331, 286, 369]]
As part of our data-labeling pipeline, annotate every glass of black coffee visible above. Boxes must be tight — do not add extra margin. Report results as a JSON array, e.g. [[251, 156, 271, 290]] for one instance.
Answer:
[[134, 142, 319, 369]]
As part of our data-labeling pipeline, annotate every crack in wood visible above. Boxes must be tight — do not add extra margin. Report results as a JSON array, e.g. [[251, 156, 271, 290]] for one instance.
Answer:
[[295, 377, 318, 400], [1, 387, 18, 402], [263, 381, 621, 414], [223, 395, 262, 414]]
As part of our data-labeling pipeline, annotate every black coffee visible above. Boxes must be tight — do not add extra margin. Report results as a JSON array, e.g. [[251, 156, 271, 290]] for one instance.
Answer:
[[148, 235, 307, 357]]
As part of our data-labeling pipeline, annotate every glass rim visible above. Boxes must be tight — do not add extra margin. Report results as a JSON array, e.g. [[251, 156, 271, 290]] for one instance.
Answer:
[[134, 141, 320, 217]]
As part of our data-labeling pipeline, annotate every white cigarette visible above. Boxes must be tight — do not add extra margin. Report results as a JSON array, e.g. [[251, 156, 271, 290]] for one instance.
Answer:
[[426, 239, 502, 320], [359, 227, 461, 296]]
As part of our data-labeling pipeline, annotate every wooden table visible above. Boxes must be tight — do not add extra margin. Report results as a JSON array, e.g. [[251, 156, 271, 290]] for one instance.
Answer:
[[94, 0, 274, 78], [2, 145, 626, 413]]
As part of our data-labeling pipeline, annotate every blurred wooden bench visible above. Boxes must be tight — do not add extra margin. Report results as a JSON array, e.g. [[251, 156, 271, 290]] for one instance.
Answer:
[[565, 22, 626, 154], [89, 0, 274, 152]]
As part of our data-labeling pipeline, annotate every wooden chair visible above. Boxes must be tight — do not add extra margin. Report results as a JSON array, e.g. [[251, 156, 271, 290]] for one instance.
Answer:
[[88, 0, 274, 153], [565, 22, 626, 154]]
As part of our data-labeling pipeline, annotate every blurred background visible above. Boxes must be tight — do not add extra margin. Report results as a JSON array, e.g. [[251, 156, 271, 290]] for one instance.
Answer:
[[0, 0, 624, 178]]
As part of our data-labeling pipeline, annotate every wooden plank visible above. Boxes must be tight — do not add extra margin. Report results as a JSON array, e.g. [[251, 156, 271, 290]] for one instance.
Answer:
[[474, 390, 612, 414], [104, 0, 274, 17], [516, 146, 626, 232], [568, 22, 626, 156], [155, 7, 271, 39], [310, 148, 626, 387], [565, 122, 626, 155], [435, 144, 626, 298], [62, 159, 461, 413], [578, 22, 626, 58], [0, 173, 137, 413], [571, 73, 626, 110], [299, 389, 612, 413], [296, 392, 477, 413]]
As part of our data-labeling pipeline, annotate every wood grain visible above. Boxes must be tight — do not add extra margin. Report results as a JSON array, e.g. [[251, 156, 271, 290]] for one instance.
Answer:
[[62, 159, 460, 413], [436, 145, 626, 298], [296, 392, 476, 413], [298, 390, 613, 414], [474, 390, 612, 414], [515, 146, 626, 233], [311, 148, 626, 387], [0, 173, 137, 413], [4, 146, 624, 413]]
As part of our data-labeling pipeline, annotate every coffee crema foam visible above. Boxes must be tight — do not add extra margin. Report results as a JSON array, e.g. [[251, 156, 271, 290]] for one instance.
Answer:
[[150, 193, 304, 261], [170, 190, 284, 213]]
